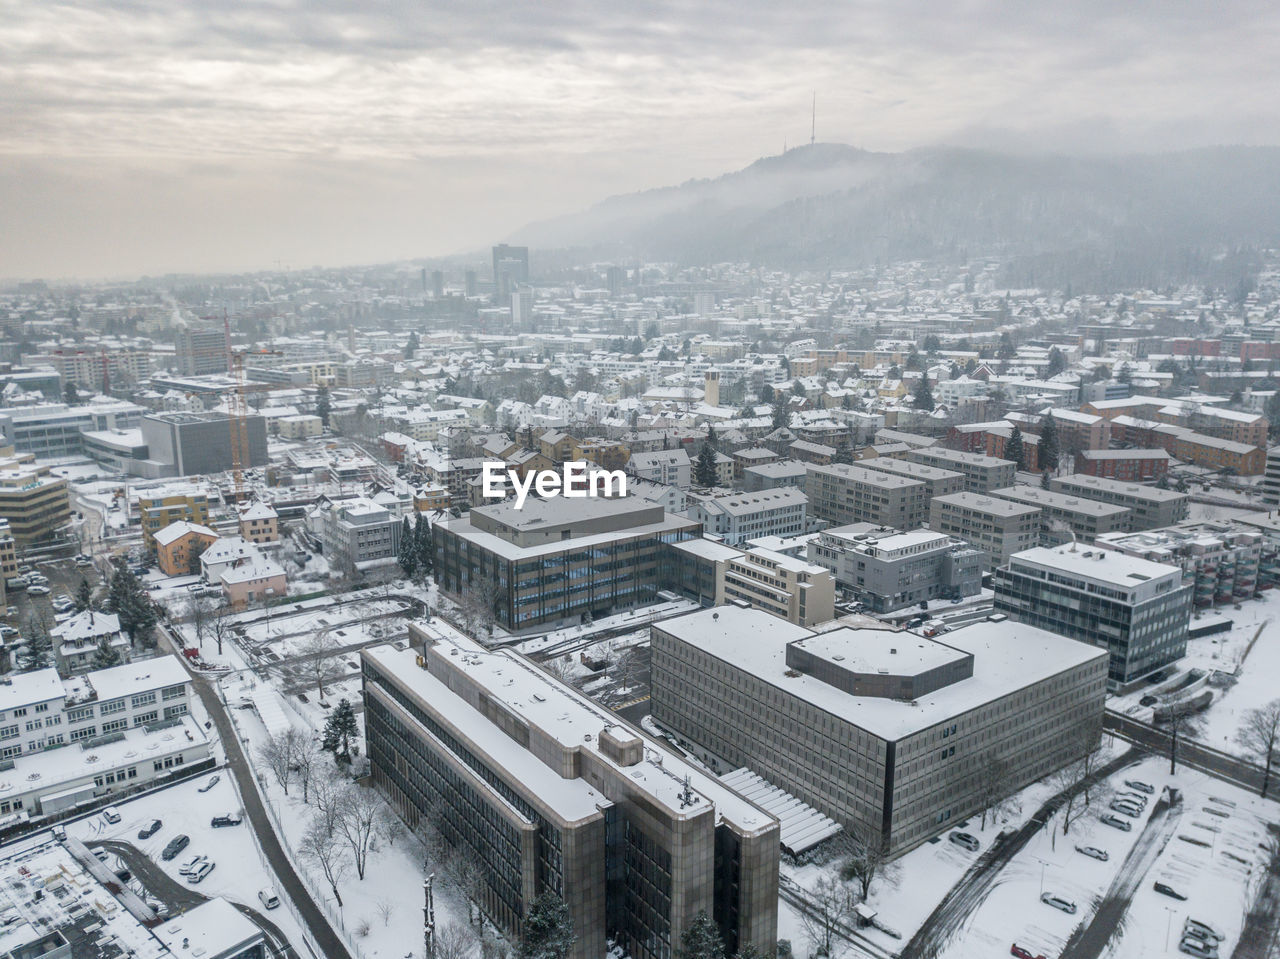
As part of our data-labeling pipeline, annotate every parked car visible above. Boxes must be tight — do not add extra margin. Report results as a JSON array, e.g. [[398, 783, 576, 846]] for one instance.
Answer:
[[211, 813, 243, 828], [137, 819, 162, 839], [177, 855, 206, 876], [1184, 920, 1223, 942], [1100, 814, 1133, 831], [197, 775, 220, 793], [1125, 779, 1156, 794], [1010, 946, 1048, 959], [1109, 800, 1142, 818], [1039, 893, 1077, 914], [1154, 880, 1188, 901], [161, 835, 191, 861], [1075, 845, 1109, 862], [258, 888, 281, 910], [1117, 791, 1148, 807], [188, 861, 216, 884], [101, 807, 121, 824], [4, 606, 17, 617], [949, 831, 980, 852], [26, 585, 50, 596], [1179, 937, 1219, 958]]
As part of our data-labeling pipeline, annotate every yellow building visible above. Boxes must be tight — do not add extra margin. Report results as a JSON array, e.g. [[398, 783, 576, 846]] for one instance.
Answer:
[[139, 486, 211, 552], [413, 485, 451, 511], [0, 453, 71, 545], [572, 439, 630, 471], [154, 521, 219, 576]]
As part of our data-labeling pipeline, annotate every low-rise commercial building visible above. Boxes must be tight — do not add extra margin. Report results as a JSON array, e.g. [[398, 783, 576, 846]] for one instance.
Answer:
[[434, 496, 700, 630], [140, 410, 268, 477], [1049, 474, 1189, 531], [993, 543, 1192, 689], [807, 524, 983, 612], [805, 463, 929, 530], [906, 448, 1016, 493], [929, 492, 1041, 568], [719, 548, 835, 626], [0, 456, 71, 544], [364, 626, 780, 959], [651, 606, 1107, 855]]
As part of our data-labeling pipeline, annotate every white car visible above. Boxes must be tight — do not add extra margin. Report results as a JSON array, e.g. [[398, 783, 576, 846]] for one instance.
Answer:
[[27, 585, 50, 596], [258, 888, 280, 910], [187, 861, 216, 884], [178, 856, 206, 876]]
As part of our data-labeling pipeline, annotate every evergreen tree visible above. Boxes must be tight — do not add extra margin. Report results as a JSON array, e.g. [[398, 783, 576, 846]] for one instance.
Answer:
[[912, 377, 934, 411], [1004, 425, 1026, 471], [1046, 347, 1066, 378], [91, 638, 121, 669], [694, 443, 717, 487], [74, 577, 94, 612], [1040, 469, 1051, 489], [17, 617, 53, 672], [64, 381, 80, 406], [315, 386, 331, 427], [678, 911, 725, 959], [404, 330, 420, 359], [705, 424, 717, 449], [771, 393, 791, 430], [321, 699, 358, 763], [521, 893, 575, 959], [1117, 363, 1132, 386], [1039, 413, 1060, 473], [397, 517, 417, 578], [759, 384, 774, 403], [413, 513, 433, 579], [108, 563, 157, 648]]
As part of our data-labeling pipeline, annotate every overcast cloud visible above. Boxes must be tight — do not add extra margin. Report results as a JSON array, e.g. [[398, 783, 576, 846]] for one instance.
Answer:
[[2, 0, 1278, 280]]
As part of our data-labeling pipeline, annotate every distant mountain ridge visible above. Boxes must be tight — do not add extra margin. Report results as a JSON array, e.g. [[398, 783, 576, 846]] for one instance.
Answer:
[[512, 144, 1280, 287]]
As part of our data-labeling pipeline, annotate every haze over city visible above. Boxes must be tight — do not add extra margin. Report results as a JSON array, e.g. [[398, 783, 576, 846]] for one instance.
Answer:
[[3, 0, 1280, 279]]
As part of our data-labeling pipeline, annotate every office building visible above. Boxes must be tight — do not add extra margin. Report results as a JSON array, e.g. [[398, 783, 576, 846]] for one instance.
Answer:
[[651, 606, 1107, 855], [0, 402, 145, 458], [0, 459, 71, 544], [1049, 474, 1189, 531], [861, 457, 964, 502], [929, 491, 1041, 568], [989, 486, 1131, 546], [364, 625, 779, 959], [741, 461, 808, 492], [493, 244, 530, 300], [717, 547, 835, 626], [433, 496, 700, 629], [906, 448, 1016, 493], [308, 497, 403, 572], [684, 488, 808, 545], [805, 463, 929, 530], [993, 543, 1192, 689], [140, 411, 268, 477], [1096, 520, 1271, 607], [175, 326, 227, 376], [807, 524, 983, 612]]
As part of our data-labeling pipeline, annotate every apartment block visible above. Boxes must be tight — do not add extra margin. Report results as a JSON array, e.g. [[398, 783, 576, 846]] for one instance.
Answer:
[[308, 497, 403, 572], [860, 457, 964, 502], [364, 626, 779, 959], [1075, 449, 1171, 482], [718, 549, 835, 626], [993, 544, 1192, 689], [805, 463, 929, 530], [434, 496, 700, 630], [1048, 474, 1189, 531], [138, 486, 210, 552], [741, 461, 809, 492], [929, 491, 1041, 568], [0, 459, 71, 544], [684, 488, 808, 545], [806, 524, 983, 612], [989, 486, 1131, 546], [905, 448, 1016, 493], [651, 606, 1107, 856]]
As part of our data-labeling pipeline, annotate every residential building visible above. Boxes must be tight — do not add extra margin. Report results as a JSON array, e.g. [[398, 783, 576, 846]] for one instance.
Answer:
[[929, 492, 1041, 568], [684, 488, 808, 545], [1171, 433, 1266, 476], [175, 326, 228, 376], [364, 627, 779, 959], [199, 536, 262, 582], [140, 411, 268, 477], [860, 457, 964, 502], [741, 461, 808, 492], [806, 524, 983, 612], [434, 496, 700, 629], [238, 500, 279, 544], [220, 560, 288, 609], [731, 447, 780, 480], [628, 449, 692, 488], [1076, 449, 1171, 481], [0, 457, 70, 544], [277, 413, 323, 439], [1096, 520, 1271, 607], [309, 497, 403, 572], [719, 548, 835, 626], [139, 486, 211, 552], [153, 520, 218, 576], [993, 543, 1192, 689], [651, 606, 1107, 856], [989, 486, 1131, 545], [905, 448, 1016, 493], [805, 463, 929, 530], [52, 611, 130, 674], [1048, 474, 1189, 531], [1266, 446, 1280, 506]]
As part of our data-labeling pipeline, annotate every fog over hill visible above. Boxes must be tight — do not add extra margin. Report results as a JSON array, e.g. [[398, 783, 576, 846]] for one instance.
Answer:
[[512, 144, 1280, 289]]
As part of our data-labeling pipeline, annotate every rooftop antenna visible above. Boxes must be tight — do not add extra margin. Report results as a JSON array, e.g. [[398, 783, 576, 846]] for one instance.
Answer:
[[810, 91, 816, 147]]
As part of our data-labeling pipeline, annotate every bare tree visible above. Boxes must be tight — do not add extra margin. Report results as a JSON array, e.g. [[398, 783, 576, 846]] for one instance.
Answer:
[[446, 845, 488, 924], [296, 628, 341, 698], [1237, 700, 1280, 797], [376, 899, 394, 927], [335, 784, 386, 880], [300, 814, 349, 907], [459, 574, 503, 640], [435, 922, 479, 959], [311, 771, 347, 836], [614, 645, 645, 694], [293, 736, 323, 804], [835, 821, 891, 903], [185, 595, 215, 651], [978, 751, 1013, 830], [211, 604, 234, 656], [257, 727, 302, 795], [1050, 725, 1109, 843], [1163, 710, 1204, 775], [542, 655, 573, 683], [798, 875, 855, 959]]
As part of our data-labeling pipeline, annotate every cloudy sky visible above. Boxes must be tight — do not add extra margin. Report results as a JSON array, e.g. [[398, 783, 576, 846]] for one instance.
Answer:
[[2, 0, 1278, 280]]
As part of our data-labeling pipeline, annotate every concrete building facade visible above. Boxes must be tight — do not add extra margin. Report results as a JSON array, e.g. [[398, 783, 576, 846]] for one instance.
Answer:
[[905, 448, 1016, 493], [1048, 474, 1189, 531], [805, 463, 929, 530], [929, 492, 1041, 569]]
